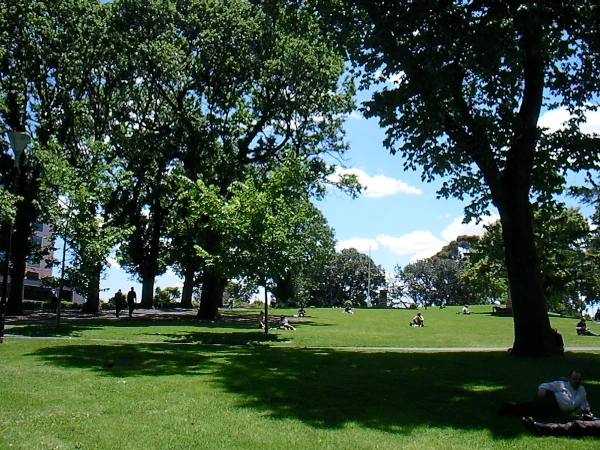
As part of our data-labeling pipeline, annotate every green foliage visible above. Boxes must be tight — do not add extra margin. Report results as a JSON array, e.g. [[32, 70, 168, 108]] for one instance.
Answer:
[[464, 205, 593, 312], [154, 286, 182, 308], [393, 236, 476, 307], [314, 248, 385, 307], [223, 278, 259, 304], [186, 155, 339, 293]]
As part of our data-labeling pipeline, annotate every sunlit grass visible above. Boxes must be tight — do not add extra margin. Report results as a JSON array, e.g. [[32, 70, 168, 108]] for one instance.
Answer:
[[7, 305, 599, 349]]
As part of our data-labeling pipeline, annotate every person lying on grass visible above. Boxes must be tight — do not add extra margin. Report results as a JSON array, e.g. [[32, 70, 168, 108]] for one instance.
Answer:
[[498, 369, 590, 417], [279, 316, 296, 330], [522, 414, 600, 437]]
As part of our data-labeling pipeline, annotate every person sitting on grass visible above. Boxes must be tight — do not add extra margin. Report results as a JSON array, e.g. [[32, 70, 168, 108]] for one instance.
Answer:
[[522, 414, 600, 437], [457, 304, 471, 315], [410, 312, 424, 327], [552, 327, 565, 354], [344, 304, 354, 314], [498, 369, 590, 417], [298, 305, 306, 317], [576, 318, 600, 336], [279, 316, 296, 330], [258, 311, 265, 329]]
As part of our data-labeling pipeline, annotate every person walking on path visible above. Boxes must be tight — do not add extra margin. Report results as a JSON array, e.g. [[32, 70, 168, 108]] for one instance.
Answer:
[[114, 289, 124, 318], [127, 287, 137, 318], [498, 369, 590, 417], [51, 293, 59, 313]]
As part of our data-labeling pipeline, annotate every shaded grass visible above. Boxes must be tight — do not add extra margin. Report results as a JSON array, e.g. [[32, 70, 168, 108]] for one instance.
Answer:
[[3, 305, 600, 449], [2, 338, 600, 449]]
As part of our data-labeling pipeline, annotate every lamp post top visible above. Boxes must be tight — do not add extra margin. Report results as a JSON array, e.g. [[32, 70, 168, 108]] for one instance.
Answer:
[[7, 130, 31, 168]]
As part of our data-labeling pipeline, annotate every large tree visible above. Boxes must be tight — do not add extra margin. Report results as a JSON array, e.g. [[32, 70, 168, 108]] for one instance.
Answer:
[[0, 0, 108, 314], [184, 154, 343, 315], [317, 248, 385, 307], [395, 236, 476, 307], [155, 0, 356, 318], [317, 0, 600, 356]]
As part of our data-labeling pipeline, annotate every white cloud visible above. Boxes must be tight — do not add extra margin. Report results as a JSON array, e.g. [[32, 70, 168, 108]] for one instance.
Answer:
[[538, 108, 571, 131], [582, 110, 600, 134], [539, 107, 600, 134], [377, 231, 446, 261], [374, 70, 406, 85], [377, 214, 500, 262], [106, 256, 120, 269], [331, 167, 422, 198], [336, 238, 379, 252], [440, 214, 499, 242]]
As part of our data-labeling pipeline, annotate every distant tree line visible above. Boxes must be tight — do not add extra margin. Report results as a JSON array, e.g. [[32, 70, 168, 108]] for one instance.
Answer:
[[391, 204, 600, 315]]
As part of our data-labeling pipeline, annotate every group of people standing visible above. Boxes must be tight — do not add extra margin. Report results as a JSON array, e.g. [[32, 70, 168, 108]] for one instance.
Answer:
[[114, 287, 137, 318]]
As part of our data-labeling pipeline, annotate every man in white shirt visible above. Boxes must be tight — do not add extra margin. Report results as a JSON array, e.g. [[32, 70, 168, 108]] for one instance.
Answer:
[[498, 369, 590, 417]]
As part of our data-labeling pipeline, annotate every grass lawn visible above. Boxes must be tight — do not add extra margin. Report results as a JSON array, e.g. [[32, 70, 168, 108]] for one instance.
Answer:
[[2, 305, 600, 449]]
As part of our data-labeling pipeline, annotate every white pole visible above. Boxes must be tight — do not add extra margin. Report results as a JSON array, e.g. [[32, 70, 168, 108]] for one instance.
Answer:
[[367, 247, 372, 307]]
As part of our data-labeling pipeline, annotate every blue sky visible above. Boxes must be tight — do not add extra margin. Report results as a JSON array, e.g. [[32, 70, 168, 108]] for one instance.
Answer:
[[95, 81, 600, 300]]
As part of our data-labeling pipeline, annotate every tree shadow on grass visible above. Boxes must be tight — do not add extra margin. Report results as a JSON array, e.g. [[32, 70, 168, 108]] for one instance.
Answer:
[[7, 313, 318, 340], [29, 341, 600, 440]]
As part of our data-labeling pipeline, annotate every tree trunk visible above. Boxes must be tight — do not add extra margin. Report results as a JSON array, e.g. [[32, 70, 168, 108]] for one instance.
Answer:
[[140, 271, 155, 309], [496, 190, 557, 357], [6, 175, 36, 315], [273, 271, 295, 306], [81, 262, 102, 313], [197, 268, 225, 319], [180, 264, 196, 308]]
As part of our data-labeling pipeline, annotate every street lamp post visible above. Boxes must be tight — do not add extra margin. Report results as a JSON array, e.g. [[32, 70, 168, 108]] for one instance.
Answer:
[[367, 246, 372, 307], [0, 131, 31, 344]]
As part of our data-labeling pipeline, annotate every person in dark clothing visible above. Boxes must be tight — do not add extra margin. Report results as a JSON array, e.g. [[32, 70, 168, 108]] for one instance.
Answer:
[[523, 415, 600, 437], [576, 318, 600, 336], [114, 289, 124, 318], [51, 294, 59, 313], [127, 287, 137, 318], [552, 327, 564, 354]]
